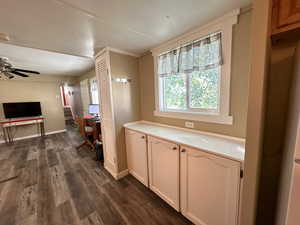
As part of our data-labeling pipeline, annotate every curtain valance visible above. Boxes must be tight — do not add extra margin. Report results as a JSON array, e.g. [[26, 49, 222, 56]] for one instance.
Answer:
[[158, 32, 223, 77]]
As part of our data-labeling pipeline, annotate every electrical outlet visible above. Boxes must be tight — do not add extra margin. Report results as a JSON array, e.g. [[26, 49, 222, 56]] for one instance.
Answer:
[[185, 121, 194, 128]]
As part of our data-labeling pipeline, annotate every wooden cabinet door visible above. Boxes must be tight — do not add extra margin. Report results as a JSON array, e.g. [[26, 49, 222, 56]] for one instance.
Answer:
[[180, 146, 241, 225], [125, 129, 148, 186], [273, 0, 300, 32], [148, 136, 180, 210]]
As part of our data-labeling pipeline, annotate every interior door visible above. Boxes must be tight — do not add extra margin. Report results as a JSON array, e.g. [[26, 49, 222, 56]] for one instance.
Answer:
[[180, 146, 241, 225], [95, 52, 117, 173], [125, 129, 148, 186], [147, 136, 180, 210]]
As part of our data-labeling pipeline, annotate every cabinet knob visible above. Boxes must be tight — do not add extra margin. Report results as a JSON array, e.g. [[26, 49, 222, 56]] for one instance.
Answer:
[[172, 147, 177, 150], [181, 149, 186, 153], [141, 136, 145, 139]]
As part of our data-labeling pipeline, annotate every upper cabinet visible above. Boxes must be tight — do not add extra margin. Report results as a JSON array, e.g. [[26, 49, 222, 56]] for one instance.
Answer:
[[272, 0, 300, 35]]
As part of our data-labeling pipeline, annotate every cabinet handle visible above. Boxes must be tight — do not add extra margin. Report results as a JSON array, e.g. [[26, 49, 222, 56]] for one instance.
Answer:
[[181, 149, 186, 153], [172, 147, 177, 150], [141, 136, 145, 139]]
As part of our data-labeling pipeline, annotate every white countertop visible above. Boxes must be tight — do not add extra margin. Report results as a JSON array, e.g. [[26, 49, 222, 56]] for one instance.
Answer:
[[124, 121, 245, 162]]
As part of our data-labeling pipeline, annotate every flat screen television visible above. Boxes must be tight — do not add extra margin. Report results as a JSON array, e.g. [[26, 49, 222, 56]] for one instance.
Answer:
[[3, 102, 42, 119]]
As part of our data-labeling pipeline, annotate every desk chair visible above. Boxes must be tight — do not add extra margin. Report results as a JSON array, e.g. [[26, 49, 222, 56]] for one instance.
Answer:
[[75, 116, 94, 150]]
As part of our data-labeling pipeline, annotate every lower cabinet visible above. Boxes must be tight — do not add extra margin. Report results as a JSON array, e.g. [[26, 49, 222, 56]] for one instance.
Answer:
[[147, 136, 180, 211], [180, 145, 241, 225], [125, 129, 148, 186], [125, 129, 242, 224]]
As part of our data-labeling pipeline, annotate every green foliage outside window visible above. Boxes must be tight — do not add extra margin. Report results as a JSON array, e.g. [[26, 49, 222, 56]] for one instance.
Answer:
[[162, 66, 220, 111]]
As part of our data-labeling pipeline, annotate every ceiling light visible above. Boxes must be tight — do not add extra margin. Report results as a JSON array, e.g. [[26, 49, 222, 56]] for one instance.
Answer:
[[0, 33, 10, 41]]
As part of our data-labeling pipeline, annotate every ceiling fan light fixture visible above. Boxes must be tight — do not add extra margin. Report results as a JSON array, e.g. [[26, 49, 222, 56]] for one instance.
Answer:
[[0, 33, 10, 42]]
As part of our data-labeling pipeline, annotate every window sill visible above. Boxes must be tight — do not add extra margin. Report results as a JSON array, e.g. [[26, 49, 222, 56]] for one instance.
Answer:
[[154, 110, 233, 125]]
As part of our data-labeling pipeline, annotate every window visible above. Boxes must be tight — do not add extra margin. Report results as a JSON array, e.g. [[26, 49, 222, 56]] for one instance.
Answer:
[[159, 32, 222, 114], [152, 10, 239, 124], [90, 77, 99, 104]]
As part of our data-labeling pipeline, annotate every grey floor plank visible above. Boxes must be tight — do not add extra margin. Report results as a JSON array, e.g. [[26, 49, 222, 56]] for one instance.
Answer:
[[0, 126, 193, 225]]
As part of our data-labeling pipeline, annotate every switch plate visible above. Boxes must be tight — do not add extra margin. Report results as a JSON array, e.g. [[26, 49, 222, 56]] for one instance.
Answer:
[[185, 121, 194, 128]]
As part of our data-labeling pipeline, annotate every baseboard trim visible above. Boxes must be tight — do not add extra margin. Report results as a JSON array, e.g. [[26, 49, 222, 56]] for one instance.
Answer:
[[116, 169, 129, 179], [0, 129, 67, 144], [104, 163, 129, 180]]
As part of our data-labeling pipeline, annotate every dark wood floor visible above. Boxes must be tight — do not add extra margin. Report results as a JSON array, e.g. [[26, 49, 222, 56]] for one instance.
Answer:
[[0, 126, 193, 225]]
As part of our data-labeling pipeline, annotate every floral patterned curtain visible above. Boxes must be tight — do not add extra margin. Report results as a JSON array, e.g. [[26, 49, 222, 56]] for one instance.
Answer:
[[158, 32, 223, 77]]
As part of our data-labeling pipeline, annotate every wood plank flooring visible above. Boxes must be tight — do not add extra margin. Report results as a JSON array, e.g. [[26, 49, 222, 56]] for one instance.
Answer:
[[0, 127, 193, 225]]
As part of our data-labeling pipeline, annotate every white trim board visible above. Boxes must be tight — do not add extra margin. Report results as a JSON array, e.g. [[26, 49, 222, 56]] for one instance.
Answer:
[[0, 129, 67, 144], [104, 163, 129, 180], [107, 47, 140, 58], [95, 47, 140, 58], [154, 110, 233, 125]]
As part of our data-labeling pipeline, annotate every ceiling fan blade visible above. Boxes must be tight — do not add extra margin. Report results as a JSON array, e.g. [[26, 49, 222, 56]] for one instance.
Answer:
[[11, 71, 29, 77], [13, 68, 40, 74]]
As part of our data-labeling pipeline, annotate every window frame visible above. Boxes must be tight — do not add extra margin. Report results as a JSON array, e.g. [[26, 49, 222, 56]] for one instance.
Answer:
[[151, 9, 240, 125]]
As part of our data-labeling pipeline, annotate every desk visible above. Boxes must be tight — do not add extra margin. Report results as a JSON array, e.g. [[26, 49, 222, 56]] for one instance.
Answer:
[[0, 117, 45, 144], [84, 116, 101, 142]]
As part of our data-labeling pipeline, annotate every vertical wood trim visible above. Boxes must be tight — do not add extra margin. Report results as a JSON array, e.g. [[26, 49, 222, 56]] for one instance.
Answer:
[[241, 0, 272, 225]]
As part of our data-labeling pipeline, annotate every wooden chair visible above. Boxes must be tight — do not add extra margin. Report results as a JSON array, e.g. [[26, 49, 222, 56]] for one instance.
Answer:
[[75, 116, 94, 150]]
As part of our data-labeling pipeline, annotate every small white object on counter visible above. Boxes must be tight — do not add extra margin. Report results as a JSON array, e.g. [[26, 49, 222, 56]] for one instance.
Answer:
[[124, 121, 245, 162]]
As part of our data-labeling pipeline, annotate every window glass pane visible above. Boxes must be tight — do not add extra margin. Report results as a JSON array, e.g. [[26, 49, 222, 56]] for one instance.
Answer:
[[162, 73, 187, 110], [189, 67, 220, 110]]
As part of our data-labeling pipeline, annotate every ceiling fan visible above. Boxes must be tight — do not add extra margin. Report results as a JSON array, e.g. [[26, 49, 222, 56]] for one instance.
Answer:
[[0, 57, 40, 79]]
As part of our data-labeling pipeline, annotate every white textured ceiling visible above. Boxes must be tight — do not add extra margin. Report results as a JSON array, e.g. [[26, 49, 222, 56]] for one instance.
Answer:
[[0, 0, 251, 75], [0, 43, 94, 76]]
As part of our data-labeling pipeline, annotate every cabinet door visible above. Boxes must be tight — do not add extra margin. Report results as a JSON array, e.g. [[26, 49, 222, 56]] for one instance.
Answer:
[[273, 0, 300, 31], [125, 129, 148, 186], [148, 136, 180, 211], [180, 146, 241, 225]]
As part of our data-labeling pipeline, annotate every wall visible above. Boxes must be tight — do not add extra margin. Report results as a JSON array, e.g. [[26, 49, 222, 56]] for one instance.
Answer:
[[110, 51, 141, 172], [0, 75, 76, 142], [75, 69, 96, 116], [138, 10, 252, 138]]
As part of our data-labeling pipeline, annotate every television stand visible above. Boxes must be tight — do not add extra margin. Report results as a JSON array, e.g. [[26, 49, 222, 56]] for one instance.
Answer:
[[0, 116, 45, 144]]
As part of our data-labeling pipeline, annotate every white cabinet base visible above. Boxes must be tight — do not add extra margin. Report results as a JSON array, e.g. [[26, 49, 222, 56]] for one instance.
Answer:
[[148, 136, 180, 211], [125, 129, 148, 186], [180, 145, 241, 225], [124, 128, 242, 224]]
